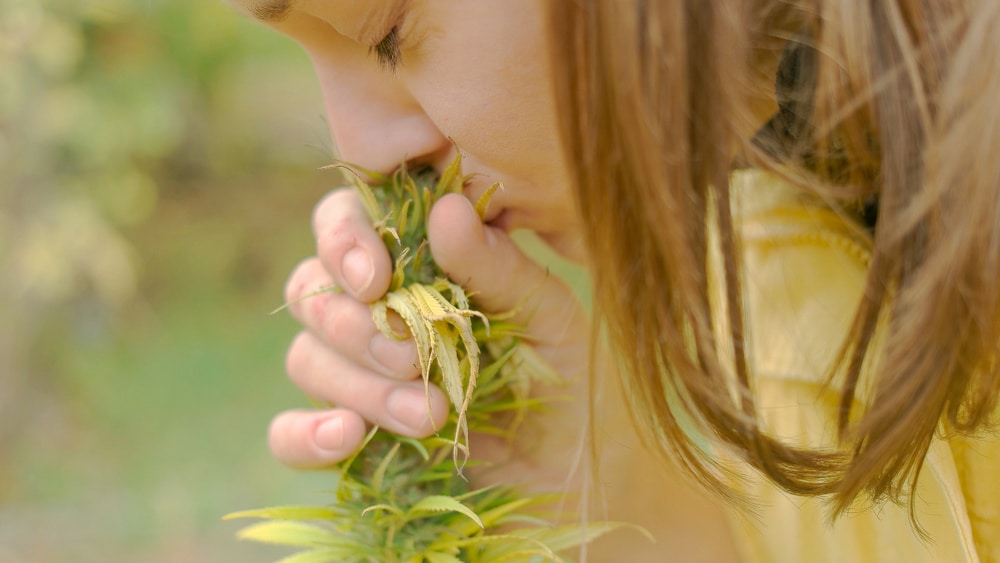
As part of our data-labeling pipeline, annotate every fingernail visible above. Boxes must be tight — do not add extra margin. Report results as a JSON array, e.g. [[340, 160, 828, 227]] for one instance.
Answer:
[[388, 387, 434, 432], [342, 247, 375, 295], [314, 417, 345, 452]]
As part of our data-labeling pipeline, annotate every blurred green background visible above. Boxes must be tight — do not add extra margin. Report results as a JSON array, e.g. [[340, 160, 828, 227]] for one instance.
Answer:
[[0, 0, 347, 560]]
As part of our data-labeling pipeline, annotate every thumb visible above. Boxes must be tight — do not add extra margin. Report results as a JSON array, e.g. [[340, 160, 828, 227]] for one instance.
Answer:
[[427, 194, 587, 375]]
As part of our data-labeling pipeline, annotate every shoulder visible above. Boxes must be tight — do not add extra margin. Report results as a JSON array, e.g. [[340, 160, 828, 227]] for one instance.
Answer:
[[724, 170, 989, 563], [731, 168, 871, 385]]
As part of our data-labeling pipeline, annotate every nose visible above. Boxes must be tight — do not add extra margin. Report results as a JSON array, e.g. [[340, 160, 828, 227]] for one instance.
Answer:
[[308, 52, 452, 175]]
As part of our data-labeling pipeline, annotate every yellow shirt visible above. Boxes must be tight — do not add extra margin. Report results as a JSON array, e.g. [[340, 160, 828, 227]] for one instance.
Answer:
[[727, 170, 1000, 563]]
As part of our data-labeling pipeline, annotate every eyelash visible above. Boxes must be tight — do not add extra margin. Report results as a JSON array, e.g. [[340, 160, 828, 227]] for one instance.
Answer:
[[370, 26, 402, 72]]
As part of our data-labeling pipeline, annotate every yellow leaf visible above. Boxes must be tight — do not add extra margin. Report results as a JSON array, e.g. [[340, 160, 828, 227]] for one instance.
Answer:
[[352, 174, 383, 225], [474, 181, 502, 222], [406, 284, 457, 322], [406, 495, 484, 529], [360, 503, 404, 517], [432, 323, 465, 418], [223, 506, 339, 521], [235, 521, 332, 547], [436, 150, 465, 197], [384, 290, 435, 379], [423, 551, 464, 563]]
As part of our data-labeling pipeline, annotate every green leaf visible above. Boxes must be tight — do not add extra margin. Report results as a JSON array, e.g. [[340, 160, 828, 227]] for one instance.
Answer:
[[484, 548, 562, 563], [223, 506, 339, 521], [421, 436, 459, 450], [360, 503, 404, 517], [339, 424, 380, 479], [276, 548, 363, 563], [397, 198, 412, 237], [235, 521, 333, 547], [512, 345, 564, 386], [477, 497, 539, 527], [430, 533, 557, 562], [324, 160, 388, 185], [423, 551, 464, 563], [397, 436, 431, 460], [371, 441, 401, 493], [352, 171, 385, 224], [476, 343, 518, 388], [232, 156, 635, 563], [406, 495, 484, 529], [451, 482, 504, 502], [514, 522, 652, 554]]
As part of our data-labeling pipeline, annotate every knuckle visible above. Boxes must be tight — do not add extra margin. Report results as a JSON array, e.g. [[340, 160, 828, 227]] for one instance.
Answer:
[[284, 257, 321, 308], [312, 189, 360, 244], [305, 290, 334, 331], [322, 298, 358, 344], [311, 190, 381, 283], [311, 188, 355, 230]]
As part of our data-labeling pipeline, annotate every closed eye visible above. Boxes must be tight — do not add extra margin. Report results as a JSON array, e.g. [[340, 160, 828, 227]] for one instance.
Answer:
[[370, 26, 402, 72]]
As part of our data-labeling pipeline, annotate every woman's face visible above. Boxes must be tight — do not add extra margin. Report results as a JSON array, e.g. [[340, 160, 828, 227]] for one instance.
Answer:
[[234, 0, 583, 260]]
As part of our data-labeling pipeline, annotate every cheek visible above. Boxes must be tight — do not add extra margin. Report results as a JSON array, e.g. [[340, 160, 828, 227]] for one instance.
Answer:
[[430, 86, 556, 176], [405, 2, 563, 183], [423, 78, 572, 225]]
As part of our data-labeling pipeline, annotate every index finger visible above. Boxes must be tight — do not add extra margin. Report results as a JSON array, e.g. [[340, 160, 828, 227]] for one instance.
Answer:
[[313, 188, 393, 303]]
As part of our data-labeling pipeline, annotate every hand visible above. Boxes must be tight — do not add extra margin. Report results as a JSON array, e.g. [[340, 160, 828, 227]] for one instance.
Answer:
[[268, 187, 589, 470], [268, 187, 740, 560], [427, 196, 738, 563]]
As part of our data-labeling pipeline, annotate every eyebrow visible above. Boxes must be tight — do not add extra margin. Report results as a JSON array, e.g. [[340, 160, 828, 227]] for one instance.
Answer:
[[246, 0, 295, 22]]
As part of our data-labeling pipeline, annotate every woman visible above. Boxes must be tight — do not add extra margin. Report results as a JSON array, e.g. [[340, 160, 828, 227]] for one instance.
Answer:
[[230, 1, 1000, 560]]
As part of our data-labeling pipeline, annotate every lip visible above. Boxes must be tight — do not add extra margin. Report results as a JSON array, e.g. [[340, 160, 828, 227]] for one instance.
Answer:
[[485, 208, 512, 231]]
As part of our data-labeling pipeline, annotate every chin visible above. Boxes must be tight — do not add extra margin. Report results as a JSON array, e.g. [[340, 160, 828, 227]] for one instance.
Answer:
[[539, 231, 588, 265]]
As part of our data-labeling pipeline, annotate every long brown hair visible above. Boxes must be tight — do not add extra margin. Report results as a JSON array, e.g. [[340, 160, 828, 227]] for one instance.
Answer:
[[550, 0, 1000, 525]]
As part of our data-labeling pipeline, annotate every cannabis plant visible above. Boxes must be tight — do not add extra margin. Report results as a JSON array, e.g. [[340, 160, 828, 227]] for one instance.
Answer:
[[226, 156, 628, 562]]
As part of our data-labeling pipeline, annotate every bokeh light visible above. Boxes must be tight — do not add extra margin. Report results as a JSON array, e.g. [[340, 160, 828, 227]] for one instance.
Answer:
[[0, 1, 347, 560]]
